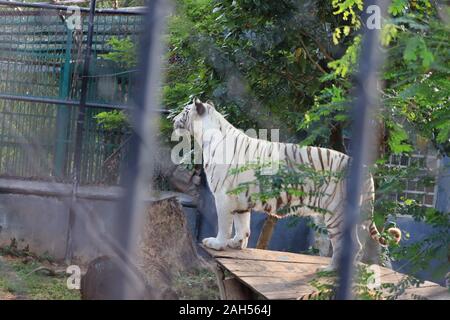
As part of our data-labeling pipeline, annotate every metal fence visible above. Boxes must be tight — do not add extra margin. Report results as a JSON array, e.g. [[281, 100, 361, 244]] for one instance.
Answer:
[[0, 1, 143, 184], [387, 153, 440, 207]]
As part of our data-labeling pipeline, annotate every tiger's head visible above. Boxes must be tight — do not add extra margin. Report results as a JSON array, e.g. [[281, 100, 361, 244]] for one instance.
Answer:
[[172, 98, 214, 136]]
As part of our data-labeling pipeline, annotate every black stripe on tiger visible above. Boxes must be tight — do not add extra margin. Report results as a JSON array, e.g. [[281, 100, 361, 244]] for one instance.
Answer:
[[307, 147, 315, 170], [318, 148, 325, 171]]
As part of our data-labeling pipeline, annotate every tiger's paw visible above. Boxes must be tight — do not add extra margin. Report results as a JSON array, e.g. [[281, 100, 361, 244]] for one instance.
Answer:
[[202, 237, 227, 251], [227, 237, 248, 250], [317, 265, 337, 272]]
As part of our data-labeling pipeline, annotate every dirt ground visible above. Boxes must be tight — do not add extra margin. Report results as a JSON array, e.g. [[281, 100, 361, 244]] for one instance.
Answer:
[[0, 249, 80, 300], [0, 241, 219, 300]]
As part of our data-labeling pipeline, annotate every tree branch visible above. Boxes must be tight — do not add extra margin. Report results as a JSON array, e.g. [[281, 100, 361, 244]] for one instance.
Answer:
[[299, 37, 327, 74]]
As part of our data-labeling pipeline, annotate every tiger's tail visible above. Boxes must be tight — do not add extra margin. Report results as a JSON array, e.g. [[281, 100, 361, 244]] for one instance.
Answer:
[[368, 222, 402, 246], [363, 175, 402, 247]]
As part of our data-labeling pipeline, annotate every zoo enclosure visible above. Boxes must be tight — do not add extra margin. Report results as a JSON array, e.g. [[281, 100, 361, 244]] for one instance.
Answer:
[[0, 1, 146, 185]]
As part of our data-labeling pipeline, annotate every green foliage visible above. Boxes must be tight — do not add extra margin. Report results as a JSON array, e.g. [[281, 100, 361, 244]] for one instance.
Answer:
[[403, 36, 434, 68], [328, 35, 361, 77], [381, 23, 398, 46], [331, 0, 363, 44], [299, 84, 349, 147], [389, 0, 408, 16], [0, 240, 79, 300], [95, 36, 136, 133], [0, 238, 54, 263], [71, 0, 146, 9], [172, 268, 220, 300], [164, 0, 338, 139], [0, 259, 80, 300], [100, 37, 137, 69], [387, 123, 414, 154], [389, 205, 449, 279], [308, 265, 424, 300], [94, 110, 129, 131], [303, 2, 450, 155], [373, 159, 448, 278], [380, 7, 450, 154], [382, 275, 425, 300]]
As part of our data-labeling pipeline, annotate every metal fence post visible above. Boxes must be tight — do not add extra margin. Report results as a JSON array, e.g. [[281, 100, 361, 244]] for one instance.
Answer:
[[64, 0, 97, 262], [54, 27, 73, 178], [111, 0, 170, 299], [336, 0, 390, 300]]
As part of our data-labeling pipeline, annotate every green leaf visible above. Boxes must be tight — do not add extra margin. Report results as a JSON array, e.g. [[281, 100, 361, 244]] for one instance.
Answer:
[[343, 26, 351, 36], [420, 49, 434, 68], [388, 124, 413, 154], [388, 0, 408, 16], [403, 37, 421, 62], [403, 36, 434, 68], [381, 24, 398, 46]]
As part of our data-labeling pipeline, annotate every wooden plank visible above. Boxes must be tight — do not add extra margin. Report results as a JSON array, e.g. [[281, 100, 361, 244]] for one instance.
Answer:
[[401, 285, 449, 300], [235, 277, 316, 300], [215, 258, 324, 274], [203, 247, 330, 265], [213, 264, 227, 300], [222, 277, 255, 300], [201, 246, 449, 300]]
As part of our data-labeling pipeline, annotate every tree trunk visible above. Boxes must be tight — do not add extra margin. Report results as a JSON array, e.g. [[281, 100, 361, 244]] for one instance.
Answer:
[[136, 196, 201, 287], [256, 215, 278, 249], [81, 196, 200, 299], [329, 122, 346, 153]]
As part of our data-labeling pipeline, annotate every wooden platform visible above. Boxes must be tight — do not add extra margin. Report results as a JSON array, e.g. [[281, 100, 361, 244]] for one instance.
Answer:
[[201, 246, 449, 300]]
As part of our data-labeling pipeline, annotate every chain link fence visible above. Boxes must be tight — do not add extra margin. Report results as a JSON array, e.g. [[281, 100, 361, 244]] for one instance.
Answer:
[[0, 2, 143, 184]]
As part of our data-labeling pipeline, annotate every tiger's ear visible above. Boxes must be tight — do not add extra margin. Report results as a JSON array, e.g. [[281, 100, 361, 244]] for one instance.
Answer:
[[194, 98, 205, 115], [206, 100, 215, 108]]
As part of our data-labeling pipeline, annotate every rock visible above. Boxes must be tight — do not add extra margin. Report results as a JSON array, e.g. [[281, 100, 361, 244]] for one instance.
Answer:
[[81, 255, 156, 300]]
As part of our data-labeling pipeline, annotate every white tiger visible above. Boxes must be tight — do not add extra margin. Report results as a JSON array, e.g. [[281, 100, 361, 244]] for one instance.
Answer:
[[173, 98, 401, 270]]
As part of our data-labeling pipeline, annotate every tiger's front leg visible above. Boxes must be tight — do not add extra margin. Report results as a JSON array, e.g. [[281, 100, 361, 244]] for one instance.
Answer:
[[202, 196, 233, 251], [227, 212, 251, 249]]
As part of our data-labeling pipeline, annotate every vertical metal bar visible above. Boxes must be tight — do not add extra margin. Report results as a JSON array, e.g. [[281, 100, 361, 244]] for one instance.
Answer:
[[111, 0, 169, 299], [65, 0, 97, 262], [336, 0, 390, 300], [55, 28, 73, 178], [74, 0, 97, 183]]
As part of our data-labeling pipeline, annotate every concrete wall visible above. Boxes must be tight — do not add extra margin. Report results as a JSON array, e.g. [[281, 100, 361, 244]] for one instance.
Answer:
[[0, 193, 69, 259], [0, 178, 198, 265], [0, 179, 123, 263]]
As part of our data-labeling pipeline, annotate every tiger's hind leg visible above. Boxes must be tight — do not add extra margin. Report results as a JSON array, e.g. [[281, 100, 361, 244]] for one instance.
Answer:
[[311, 215, 332, 257], [227, 212, 251, 249], [318, 233, 342, 272], [318, 225, 363, 272]]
